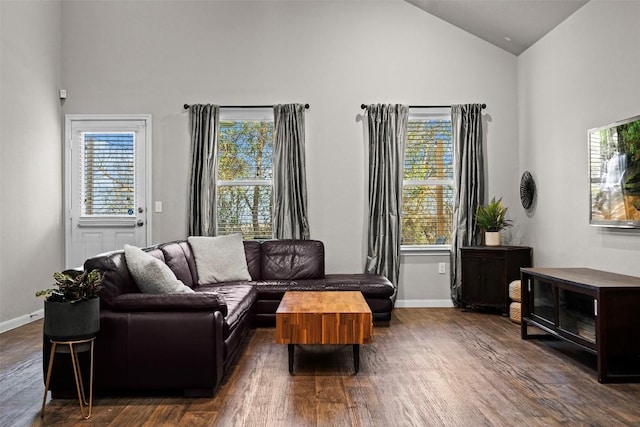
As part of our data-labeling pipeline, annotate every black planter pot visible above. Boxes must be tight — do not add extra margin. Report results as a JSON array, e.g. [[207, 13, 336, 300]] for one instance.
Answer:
[[44, 298, 100, 341]]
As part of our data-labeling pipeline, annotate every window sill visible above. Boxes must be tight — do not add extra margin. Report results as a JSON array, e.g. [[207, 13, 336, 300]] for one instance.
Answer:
[[401, 245, 451, 256]]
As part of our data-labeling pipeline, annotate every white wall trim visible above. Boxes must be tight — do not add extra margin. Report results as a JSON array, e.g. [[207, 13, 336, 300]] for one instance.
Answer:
[[395, 299, 454, 308], [0, 309, 43, 334]]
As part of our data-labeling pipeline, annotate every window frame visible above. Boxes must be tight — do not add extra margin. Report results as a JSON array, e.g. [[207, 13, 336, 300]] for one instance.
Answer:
[[216, 108, 274, 239], [401, 107, 453, 253]]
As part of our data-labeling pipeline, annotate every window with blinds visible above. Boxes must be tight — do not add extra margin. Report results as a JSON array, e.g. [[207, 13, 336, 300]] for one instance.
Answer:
[[402, 111, 453, 246], [216, 112, 274, 239], [81, 132, 135, 216]]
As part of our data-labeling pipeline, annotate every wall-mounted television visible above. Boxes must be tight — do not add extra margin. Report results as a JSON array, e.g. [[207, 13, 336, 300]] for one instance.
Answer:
[[589, 114, 640, 228]]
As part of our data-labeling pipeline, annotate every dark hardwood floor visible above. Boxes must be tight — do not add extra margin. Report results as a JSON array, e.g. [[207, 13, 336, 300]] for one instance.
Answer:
[[1, 308, 640, 426]]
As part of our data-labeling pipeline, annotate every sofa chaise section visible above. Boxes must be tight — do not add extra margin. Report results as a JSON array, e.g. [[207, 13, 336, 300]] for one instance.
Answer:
[[252, 240, 396, 325]]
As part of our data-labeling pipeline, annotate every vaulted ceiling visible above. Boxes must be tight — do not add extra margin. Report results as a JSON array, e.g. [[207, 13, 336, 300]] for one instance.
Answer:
[[404, 0, 589, 55]]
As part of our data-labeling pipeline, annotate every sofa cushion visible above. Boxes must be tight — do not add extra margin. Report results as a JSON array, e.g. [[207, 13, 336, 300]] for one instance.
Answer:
[[160, 241, 197, 288], [253, 279, 327, 299], [188, 234, 252, 284], [197, 283, 256, 335], [84, 250, 137, 309], [243, 240, 262, 280], [124, 244, 195, 294], [261, 240, 324, 280], [325, 274, 395, 298]]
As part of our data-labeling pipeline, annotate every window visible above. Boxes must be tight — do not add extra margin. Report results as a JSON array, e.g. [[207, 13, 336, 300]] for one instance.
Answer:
[[402, 109, 453, 247], [81, 132, 135, 216], [216, 109, 274, 239]]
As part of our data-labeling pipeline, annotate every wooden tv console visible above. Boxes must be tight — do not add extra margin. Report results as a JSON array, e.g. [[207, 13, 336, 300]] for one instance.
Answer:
[[520, 267, 640, 383]]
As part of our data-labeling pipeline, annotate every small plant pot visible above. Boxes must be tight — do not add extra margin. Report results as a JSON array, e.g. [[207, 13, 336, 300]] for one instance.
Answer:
[[44, 298, 100, 341], [485, 232, 501, 246]]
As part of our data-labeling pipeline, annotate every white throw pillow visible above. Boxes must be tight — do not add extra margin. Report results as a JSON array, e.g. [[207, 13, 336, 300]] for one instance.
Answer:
[[187, 234, 251, 284], [124, 244, 194, 294]]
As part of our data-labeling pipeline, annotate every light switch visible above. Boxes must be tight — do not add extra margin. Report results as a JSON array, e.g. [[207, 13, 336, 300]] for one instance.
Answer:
[[155, 201, 163, 213]]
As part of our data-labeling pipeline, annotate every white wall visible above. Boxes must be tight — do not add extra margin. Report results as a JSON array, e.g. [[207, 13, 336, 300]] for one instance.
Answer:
[[0, 1, 63, 328], [518, 0, 640, 276], [59, 0, 519, 306], [7, 0, 637, 328]]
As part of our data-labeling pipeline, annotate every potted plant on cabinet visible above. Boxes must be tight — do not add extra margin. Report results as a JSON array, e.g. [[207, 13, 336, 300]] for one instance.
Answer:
[[36, 269, 103, 341], [475, 197, 513, 246]]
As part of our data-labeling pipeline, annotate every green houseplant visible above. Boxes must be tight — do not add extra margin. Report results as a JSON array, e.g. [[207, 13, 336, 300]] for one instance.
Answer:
[[36, 269, 103, 341], [475, 197, 513, 246]]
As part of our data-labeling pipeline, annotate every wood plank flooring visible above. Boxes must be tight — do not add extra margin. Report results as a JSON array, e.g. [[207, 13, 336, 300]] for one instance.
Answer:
[[1, 308, 640, 426]]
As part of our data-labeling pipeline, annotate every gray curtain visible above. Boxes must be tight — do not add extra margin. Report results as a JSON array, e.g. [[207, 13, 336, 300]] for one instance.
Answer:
[[188, 104, 220, 236], [450, 104, 485, 305], [365, 104, 409, 288], [272, 104, 310, 240]]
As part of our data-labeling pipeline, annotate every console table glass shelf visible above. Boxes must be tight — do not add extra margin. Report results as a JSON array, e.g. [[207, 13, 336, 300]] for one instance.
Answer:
[[521, 268, 640, 383]]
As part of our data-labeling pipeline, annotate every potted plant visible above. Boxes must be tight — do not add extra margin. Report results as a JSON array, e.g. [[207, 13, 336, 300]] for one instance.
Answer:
[[36, 269, 103, 341], [475, 197, 513, 246]]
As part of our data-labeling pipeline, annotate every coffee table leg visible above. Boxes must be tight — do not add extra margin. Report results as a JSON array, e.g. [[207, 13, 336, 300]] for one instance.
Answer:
[[288, 344, 294, 374], [353, 344, 360, 373]]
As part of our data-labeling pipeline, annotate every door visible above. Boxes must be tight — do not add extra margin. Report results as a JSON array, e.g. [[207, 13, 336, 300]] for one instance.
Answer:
[[65, 115, 152, 268]]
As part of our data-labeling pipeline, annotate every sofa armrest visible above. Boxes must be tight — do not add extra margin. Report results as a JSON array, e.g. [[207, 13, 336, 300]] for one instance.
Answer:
[[93, 308, 226, 393], [111, 292, 228, 316]]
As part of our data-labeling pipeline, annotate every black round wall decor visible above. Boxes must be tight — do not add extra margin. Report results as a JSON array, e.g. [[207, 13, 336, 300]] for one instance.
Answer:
[[520, 171, 535, 209]]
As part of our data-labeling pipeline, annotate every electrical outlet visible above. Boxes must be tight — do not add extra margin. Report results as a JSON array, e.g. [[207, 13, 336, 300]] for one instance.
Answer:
[[438, 263, 446, 274], [155, 201, 163, 213]]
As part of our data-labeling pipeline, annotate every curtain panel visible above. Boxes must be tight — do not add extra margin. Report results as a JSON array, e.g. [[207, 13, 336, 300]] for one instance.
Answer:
[[450, 104, 485, 305], [188, 104, 220, 237], [365, 104, 409, 288], [272, 104, 310, 240]]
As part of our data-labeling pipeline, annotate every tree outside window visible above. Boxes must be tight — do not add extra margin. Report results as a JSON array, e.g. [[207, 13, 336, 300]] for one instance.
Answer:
[[82, 132, 135, 217], [217, 116, 273, 239], [402, 112, 453, 246]]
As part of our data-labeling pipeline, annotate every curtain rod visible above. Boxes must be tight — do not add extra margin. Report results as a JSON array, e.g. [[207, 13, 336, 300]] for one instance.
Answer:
[[360, 104, 486, 110], [184, 103, 310, 110]]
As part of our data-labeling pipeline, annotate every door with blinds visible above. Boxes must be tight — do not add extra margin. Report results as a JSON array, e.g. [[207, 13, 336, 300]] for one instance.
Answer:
[[65, 115, 151, 268]]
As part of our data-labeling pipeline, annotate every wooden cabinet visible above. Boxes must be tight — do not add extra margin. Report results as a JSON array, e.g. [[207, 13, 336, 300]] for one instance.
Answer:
[[461, 246, 532, 314], [521, 268, 640, 383]]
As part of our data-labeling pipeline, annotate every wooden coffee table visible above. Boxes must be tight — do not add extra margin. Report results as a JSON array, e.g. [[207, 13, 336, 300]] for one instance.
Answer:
[[276, 291, 373, 374]]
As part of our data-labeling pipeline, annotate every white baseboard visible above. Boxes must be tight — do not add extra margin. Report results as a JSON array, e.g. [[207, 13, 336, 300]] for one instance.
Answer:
[[395, 299, 454, 308], [0, 309, 43, 334]]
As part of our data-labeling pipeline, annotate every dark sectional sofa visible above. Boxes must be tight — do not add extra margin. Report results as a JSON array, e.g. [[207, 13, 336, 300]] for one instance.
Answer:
[[45, 239, 395, 397]]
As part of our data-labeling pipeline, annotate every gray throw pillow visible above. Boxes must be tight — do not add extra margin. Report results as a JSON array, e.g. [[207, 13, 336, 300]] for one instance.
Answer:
[[187, 234, 251, 284], [124, 244, 194, 294]]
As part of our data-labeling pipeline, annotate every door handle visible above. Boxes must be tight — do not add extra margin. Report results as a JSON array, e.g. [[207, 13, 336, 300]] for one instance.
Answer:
[[137, 220, 144, 227]]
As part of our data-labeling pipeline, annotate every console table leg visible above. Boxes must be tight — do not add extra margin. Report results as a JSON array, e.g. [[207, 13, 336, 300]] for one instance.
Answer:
[[288, 344, 294, 374], [353, 344, 360, 373]]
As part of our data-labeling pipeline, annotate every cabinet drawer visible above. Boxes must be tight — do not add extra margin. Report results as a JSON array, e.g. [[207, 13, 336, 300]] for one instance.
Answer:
[[461, 250, 505, 260]]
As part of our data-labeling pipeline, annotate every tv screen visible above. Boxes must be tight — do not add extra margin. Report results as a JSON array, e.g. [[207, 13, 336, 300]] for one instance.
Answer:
[[589, 114, 640, 228]]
